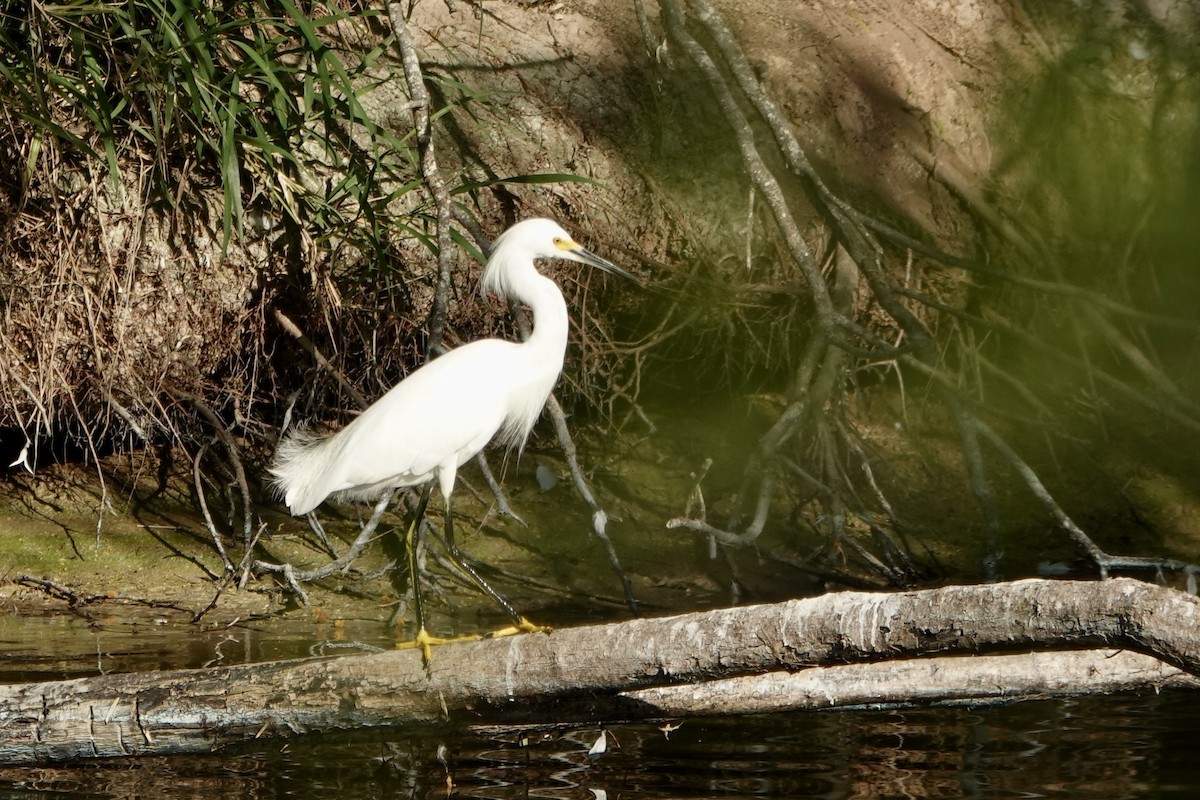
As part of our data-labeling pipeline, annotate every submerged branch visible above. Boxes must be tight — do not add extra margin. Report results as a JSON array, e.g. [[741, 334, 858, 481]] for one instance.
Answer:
[[474, 453, 526, 525], [169, 388, 255, 584], [192, 441, 235, 576], [970, 417, 1200, 581], [254, 490, 396, 591], [545, 395, 639, 614]]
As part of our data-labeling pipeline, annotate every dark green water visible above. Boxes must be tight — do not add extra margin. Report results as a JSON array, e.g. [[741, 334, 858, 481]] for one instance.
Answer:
[[1, 612, 1200, 799]]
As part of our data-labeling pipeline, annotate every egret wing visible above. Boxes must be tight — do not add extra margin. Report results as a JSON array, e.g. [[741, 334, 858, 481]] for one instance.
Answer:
[[332, 340, 518, 492]]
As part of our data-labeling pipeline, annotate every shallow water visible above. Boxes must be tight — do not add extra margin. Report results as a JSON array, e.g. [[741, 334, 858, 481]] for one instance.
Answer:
[[2, 612, 1200, 799], [5, 691, 1200, 798]]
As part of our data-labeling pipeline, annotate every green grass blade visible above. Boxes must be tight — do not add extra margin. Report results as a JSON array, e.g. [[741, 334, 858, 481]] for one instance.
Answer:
[[219, 86, 243, 246]]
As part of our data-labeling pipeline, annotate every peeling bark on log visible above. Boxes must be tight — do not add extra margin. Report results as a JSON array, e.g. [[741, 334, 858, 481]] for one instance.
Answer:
[[1, 578, 1198, 765]]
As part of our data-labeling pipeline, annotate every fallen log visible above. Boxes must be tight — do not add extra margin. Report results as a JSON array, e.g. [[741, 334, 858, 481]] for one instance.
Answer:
[[627, 649, 1197, 715], [1, 577, 1197, 765]]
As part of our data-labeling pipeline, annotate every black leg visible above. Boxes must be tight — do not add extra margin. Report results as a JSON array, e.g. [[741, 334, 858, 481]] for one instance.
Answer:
[[406, 483, 435, 660], [399, 486, 546, 663], [441, 494, 528, 627]]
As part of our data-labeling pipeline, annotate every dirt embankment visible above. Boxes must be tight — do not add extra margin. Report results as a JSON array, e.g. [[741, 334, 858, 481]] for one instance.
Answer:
[[5, 1, 1199, 625]]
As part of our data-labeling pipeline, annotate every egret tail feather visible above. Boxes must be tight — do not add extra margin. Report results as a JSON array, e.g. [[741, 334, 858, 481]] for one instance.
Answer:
[[269, 428, 345, 516]]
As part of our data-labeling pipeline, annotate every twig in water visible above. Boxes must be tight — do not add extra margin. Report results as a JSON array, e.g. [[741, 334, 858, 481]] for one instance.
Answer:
[[545, 395, 638, 615], [475, 453, 527, 526], [255, 490, 397, 596], [192, 440, 234, 576]]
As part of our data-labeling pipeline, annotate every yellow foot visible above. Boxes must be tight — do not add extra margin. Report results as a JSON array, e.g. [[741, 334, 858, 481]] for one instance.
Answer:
[[486, 617, 552, 639], [396, 627, 482, 664]]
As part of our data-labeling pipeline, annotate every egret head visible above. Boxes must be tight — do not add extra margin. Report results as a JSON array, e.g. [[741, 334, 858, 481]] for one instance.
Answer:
[[481, 218, 635, 299]]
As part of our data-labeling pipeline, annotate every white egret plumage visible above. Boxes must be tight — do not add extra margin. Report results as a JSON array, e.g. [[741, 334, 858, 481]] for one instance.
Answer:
[[269, 218, 632, 655]]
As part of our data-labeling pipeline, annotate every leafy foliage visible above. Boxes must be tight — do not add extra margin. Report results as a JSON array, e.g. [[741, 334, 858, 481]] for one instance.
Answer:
[[0, 0, 447, 473], [0, 0, 420, 247]]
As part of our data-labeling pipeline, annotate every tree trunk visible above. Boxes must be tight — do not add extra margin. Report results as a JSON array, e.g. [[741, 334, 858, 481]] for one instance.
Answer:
[[2, 578, 1197, 765]]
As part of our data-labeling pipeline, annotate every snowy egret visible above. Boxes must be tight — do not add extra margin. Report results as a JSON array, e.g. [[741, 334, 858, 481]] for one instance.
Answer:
[[269, 218, 633, 655]]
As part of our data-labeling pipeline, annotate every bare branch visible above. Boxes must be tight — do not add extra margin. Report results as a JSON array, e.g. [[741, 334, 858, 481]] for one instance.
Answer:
[[545, 394, 638, 614], [272, 309, 369, 410], [385, 3, 455, 355]]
